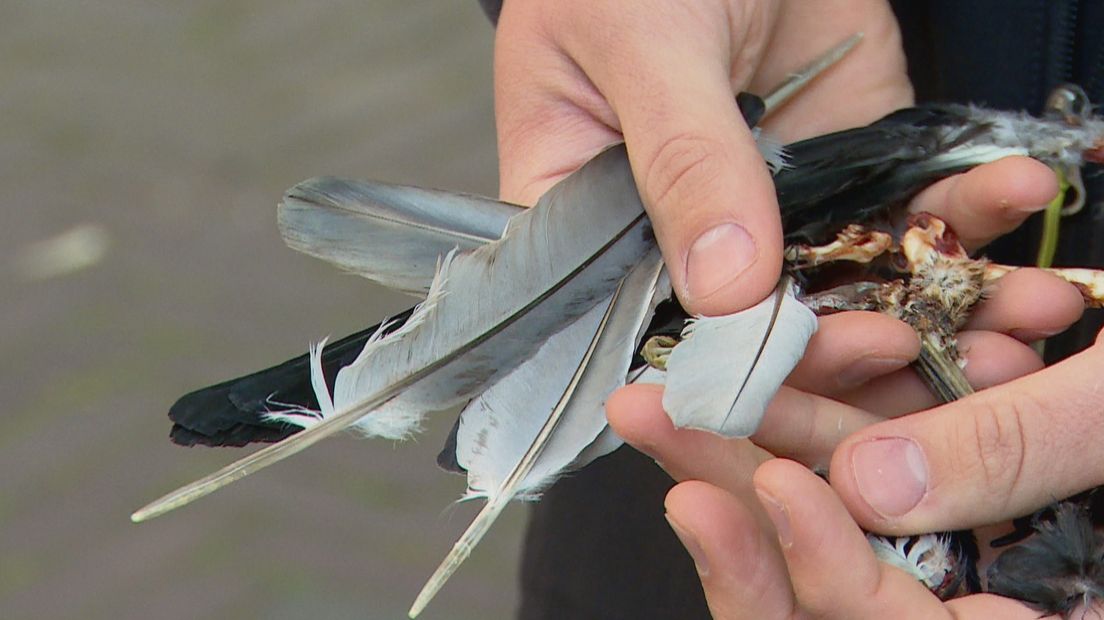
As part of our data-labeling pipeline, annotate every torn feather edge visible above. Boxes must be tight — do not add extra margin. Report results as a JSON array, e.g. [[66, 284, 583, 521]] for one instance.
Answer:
[[263, 250, 458, 440]]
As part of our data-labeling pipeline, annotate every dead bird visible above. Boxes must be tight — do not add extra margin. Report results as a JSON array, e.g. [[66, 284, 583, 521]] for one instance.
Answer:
[[137, 76, 1104, 615]]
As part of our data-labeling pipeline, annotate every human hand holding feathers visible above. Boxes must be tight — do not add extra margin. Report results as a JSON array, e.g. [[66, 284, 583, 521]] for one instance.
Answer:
[[609, 159, 1095, 618], [493, 0, 912, 316]]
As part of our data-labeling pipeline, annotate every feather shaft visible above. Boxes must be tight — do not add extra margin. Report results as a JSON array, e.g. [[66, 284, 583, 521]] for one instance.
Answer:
[[409, 276, 626, 618], [134, 145, 651, 522]]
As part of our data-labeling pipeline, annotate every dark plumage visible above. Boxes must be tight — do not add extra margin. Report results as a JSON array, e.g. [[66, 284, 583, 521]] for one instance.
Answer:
[[168, 307, 415, 446], [988, 491, 1104, 618]]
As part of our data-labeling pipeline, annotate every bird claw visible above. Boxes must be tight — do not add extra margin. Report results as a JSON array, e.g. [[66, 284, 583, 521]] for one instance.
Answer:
[[640, 335, 679, 371]]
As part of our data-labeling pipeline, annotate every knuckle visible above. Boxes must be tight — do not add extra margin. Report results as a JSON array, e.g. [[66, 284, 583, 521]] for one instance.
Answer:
[[958, 397, 1032, 505], [642, 133, 726, 214]]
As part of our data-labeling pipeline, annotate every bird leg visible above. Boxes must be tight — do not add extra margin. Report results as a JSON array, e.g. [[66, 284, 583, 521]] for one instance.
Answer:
[[986, 263, 1104, 308]]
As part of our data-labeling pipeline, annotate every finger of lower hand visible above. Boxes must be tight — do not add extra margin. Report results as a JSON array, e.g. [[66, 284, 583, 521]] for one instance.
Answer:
[[607, 384, 771, 497], [753, 459, 951, 619], [906, 156, 1058, 252], [842, 330, 1044, 416], [830, 339, 1104, 535], [665, 481, 798, 620], [965, 268, 1085, 341], [786, 311, 919, 396]]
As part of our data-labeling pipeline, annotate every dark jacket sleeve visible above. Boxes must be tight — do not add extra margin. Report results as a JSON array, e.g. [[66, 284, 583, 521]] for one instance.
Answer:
[[892, 0, 1104, 362], [478, 0, 502, 25]]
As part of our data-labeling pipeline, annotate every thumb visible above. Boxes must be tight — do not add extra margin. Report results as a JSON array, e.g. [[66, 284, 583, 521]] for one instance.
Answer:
[[618, 67, 782, 315], [829, 334, 1104, 535], [563, 7, 783, 315], [624, 94, 782, 315]]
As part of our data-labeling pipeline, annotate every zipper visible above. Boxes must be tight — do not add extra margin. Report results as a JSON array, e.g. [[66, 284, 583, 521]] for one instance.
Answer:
[[1042, 0, 1078, 95]]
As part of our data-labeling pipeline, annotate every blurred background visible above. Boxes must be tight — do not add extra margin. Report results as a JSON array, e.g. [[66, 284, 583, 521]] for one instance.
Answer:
[[0, 2, 525, 618]]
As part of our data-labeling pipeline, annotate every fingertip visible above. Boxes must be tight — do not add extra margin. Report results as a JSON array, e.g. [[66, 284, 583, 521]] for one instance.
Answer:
[[828, 431, 924, 534], [666, 480, 797, 618], [605, 383, 668, 450], [610, 382, 770, 486], [753, 459, 920, 617], [908, 156, 1059, 249], [665, 480, 764, 569], [956, 331, 1044, 390], [970, 268, 1085, 340], [976, 156, 1060, 215], [675, 213, 783, 316], [788, 311, 919, 394], [753, 458, 823, 504]]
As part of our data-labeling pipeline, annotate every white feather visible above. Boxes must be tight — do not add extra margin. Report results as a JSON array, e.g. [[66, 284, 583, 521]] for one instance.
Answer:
[[455, 252, 665, 500], [411, 255, 666, 617], [662, 283, 817, 437]]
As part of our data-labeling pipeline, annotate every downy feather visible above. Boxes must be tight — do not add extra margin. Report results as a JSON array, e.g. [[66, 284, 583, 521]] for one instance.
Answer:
[[662, 281, 817, 437], [279, 176, 522, 294]]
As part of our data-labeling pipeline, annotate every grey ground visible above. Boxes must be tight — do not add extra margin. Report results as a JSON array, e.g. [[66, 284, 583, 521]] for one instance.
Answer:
[[0, 2, 525, 618]]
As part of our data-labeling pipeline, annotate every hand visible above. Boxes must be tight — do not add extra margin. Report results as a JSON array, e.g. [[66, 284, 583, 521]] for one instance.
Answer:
[[613, 154, 1081, 470], [606, 157, 1088, 617], [659, 461, 1065, 619], [494, 0, 913, 315]]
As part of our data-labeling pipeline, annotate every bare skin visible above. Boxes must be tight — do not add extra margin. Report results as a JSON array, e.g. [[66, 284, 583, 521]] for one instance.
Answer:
[[606, 165, 1085, 618], [494, 1, 1091, 616]]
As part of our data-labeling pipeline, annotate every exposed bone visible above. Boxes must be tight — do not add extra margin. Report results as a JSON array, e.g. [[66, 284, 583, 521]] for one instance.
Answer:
[[786, 224, 895, 268], [986, 264, 1104, 308]]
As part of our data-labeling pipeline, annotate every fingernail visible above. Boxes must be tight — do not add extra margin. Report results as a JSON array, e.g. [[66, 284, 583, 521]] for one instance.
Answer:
[[755, 489, 792, 549], [836, 356, 912, 389], [1009, 326, 1064, 342], [850, 437, 928, 518], [684, 223, 757, 302], [665, 513, 709, 576], [1014, 202, 1052, 214]]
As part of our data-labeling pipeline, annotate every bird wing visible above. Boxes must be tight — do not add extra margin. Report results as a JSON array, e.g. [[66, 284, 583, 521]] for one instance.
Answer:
[[133, 144, 653, 522]]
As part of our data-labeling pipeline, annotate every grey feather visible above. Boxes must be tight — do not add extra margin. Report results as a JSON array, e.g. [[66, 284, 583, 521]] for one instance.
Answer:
[[411, 254, 664, 617], [131, 144, 651, 523], [662, 281, 817, 437], [455, 251, 666, 500], [279, 176, 522, 294]]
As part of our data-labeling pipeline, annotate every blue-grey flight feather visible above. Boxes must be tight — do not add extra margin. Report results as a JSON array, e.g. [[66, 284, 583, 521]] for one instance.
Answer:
[[131, 144, 652, 522], [279, 176, 522, 295], [455, 251, 667, 500]]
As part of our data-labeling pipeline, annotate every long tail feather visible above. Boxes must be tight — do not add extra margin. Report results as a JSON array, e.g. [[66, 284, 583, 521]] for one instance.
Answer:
[[409, 270, 634, 617], [455, 251, 665, 500]]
